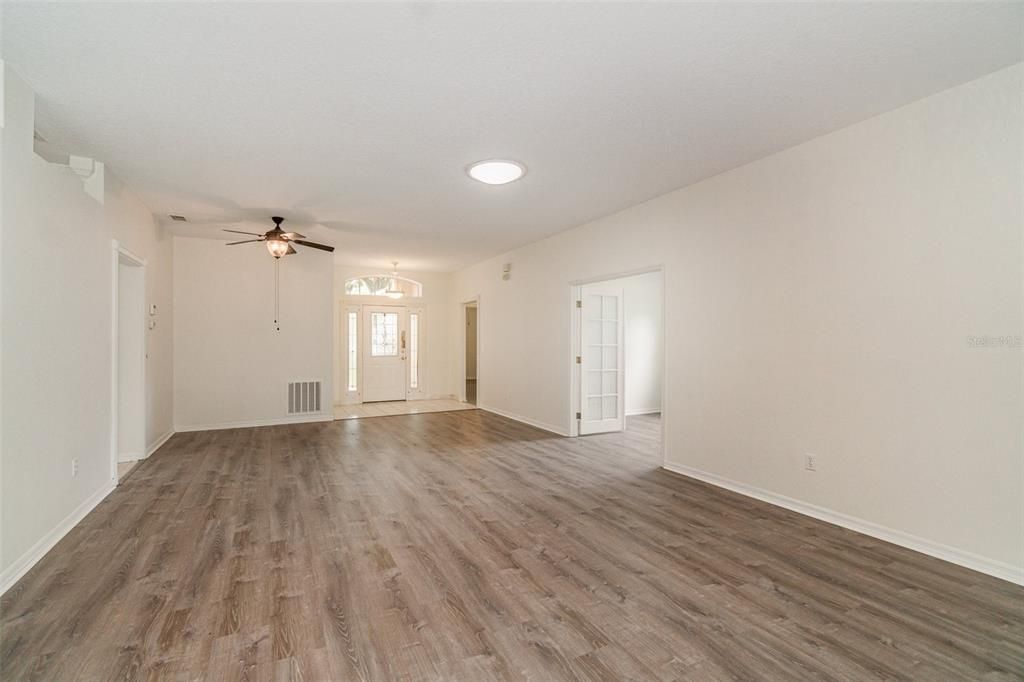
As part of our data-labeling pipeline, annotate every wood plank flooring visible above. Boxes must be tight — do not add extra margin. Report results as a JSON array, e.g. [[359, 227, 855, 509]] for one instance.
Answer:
[[2, 412, 1022, 680]]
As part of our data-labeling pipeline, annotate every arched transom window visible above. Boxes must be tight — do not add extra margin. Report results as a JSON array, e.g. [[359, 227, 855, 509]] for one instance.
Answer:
[[344, 275, 422, 298]]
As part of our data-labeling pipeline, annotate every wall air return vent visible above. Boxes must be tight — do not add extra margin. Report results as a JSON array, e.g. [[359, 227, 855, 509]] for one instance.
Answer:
[[288, 380, 322, 415]]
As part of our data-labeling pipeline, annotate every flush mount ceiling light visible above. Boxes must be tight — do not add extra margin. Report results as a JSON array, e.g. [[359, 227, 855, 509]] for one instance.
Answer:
[[467, 159, 526, 185]]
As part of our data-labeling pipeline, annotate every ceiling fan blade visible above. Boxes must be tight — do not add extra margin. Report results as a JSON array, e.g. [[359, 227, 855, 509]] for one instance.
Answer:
[[293, 239, 334, 253], [285, 244, 297, 255], [282, 232, 306, 240], [223, 229, 264, 236], [226, 239, 261, 245]]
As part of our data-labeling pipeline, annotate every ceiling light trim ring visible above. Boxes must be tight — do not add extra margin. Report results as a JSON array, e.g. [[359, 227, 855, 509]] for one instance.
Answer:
[[466, 159, 527, 185]]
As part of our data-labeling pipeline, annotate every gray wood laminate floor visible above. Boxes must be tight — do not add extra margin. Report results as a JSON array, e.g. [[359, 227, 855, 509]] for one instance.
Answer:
[[1, 412, 1021, 680]]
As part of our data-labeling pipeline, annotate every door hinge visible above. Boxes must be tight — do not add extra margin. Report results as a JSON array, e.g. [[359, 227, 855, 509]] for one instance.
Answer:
[[576, 355, 581, 364], [576, 412, 581, 420], [576, 300, 582, 308]]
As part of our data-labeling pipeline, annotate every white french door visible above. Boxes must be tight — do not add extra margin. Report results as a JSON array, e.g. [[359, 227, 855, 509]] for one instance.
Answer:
[[361, 305, 407, 402], [578, 285, 624, 435]]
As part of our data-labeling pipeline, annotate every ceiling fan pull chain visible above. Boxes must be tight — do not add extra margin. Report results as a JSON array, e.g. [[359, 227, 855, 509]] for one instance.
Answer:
[[274, 258, 281, 332]]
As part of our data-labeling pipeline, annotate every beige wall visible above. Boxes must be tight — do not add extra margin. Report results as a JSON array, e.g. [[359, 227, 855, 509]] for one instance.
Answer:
[[1, 64, 175, 588], [453, 65, 1023, 580], [174, 236, 334, 429]]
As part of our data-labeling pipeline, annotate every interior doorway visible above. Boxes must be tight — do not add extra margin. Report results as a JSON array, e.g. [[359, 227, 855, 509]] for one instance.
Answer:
[[112, 243, 146, 483], [571, 269, 664, 451], [465, 304, 478, 404]]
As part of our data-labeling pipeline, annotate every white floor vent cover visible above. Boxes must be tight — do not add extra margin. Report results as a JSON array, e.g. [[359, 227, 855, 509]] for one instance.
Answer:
[[288, 380, 322, 415]]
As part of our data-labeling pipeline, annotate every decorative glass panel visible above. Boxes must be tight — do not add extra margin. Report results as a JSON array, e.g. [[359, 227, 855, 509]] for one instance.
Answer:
[[409, 313, 419, 389], [345, 275, 423, 297], [371, 312, 399, 356], [347, 312, 358, 391]]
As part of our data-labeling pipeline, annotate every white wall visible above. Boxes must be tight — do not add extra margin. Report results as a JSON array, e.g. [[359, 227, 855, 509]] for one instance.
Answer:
[[174, 237, 334, 429], [333, 266, 454, 404], [452, 65, 1023, 580], [1, 64, 175, 589], [605, 271, 663, 415]]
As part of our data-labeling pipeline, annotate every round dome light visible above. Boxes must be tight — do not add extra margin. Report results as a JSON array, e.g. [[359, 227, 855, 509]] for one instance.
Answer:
[[467, 159, 526, 185]]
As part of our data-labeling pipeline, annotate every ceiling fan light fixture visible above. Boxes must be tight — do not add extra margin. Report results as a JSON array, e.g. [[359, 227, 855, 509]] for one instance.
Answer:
[[266, 238, 289, 259], [467, 159, 526, 185]]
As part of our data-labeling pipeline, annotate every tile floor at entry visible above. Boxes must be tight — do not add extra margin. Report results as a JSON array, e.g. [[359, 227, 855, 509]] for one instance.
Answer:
[[334, 398, 477, 420]]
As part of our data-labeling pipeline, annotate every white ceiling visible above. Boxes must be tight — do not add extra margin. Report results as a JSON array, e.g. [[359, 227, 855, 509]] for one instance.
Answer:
[[3, 2, 1021, 271]]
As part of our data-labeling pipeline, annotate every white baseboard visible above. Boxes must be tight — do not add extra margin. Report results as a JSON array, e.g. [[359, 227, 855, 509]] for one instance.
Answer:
[[478, 404, 569, 437], [662, 462, 1024, 586], [175, 414, 334, 433], [1, 478, 117, 595], [626, 408, 661, 416], [146, 428, 175, 456], [117, 451, 143, 462]]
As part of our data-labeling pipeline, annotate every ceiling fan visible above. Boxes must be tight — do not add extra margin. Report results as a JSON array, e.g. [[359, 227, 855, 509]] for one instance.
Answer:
[[224, 216, 334, 258]]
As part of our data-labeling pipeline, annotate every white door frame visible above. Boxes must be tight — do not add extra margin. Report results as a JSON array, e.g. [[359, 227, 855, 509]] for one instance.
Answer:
[[568, 266, 667, 461], [460, 297, 480, 403], [110, 240, 147, 484]]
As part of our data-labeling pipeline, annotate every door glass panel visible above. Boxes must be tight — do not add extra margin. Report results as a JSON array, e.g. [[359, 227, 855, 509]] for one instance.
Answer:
[[586, 370, 601, 395], [587, 294, 602, 318], [602, 321, 617, 345], [587, 397, 602, 416], [409, 313, 419, 388], [602, 346, 618, 369], [370, 312, 399, 356], [602, 370, 616, 394], [584, 348, 600, 371], [601, 295, 617, 320], [602, 396, 618, 420], [347, 312, 358, 390]]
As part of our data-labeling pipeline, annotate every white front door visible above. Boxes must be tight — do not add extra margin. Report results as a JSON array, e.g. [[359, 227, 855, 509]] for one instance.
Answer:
[[362, 305, 407, 402], [579, 285, 624, 435]]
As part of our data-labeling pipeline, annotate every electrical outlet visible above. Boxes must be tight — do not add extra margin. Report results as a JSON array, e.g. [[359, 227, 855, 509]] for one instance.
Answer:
[[804, 454, 817, 472], [71, 458, 79, 477]]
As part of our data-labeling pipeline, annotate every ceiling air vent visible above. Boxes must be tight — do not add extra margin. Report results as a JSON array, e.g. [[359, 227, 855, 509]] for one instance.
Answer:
[[169, 214, 188, 222]]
